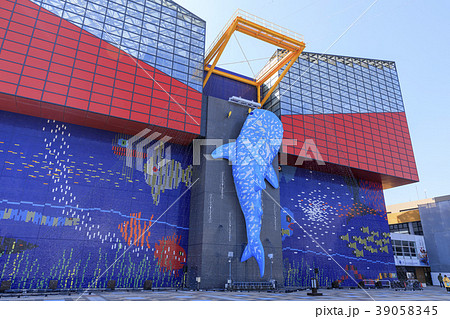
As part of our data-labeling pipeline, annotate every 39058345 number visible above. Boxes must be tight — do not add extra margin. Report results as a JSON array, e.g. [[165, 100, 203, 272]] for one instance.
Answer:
[[375, 306, 437, 316]]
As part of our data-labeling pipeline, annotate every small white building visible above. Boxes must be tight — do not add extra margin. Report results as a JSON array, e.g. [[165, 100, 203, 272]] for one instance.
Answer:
[[387, 199, 431, 285]]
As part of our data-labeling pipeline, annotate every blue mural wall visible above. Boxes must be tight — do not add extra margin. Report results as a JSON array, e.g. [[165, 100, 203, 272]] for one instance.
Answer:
[[0, 110, 192, 289], [279, 165, 396, 287]]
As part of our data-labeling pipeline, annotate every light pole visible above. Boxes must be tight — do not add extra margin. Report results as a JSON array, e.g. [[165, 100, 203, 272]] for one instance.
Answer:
[[227, 251, 233, 290], [307, 267, 323, 296], [268, 253, 274, 282]]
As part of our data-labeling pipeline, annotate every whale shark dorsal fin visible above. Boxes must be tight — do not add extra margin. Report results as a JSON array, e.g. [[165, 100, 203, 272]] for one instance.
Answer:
[[265, 165, 279, 189], [211, 142, 236, 162]]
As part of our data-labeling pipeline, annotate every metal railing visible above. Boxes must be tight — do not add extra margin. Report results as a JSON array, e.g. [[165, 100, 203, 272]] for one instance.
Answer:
[[205, 9, 304, 61], [227, 281, 277, 291], [256, 49, 289, 80], [391, 280, 423, 291]]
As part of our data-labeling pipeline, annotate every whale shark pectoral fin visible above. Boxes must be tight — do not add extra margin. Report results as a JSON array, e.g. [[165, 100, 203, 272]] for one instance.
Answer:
[[211, 142, 236, 162], [265, 165, 279, 189]]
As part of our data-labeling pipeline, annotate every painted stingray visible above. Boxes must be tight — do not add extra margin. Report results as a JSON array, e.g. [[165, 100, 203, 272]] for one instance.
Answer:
[[211, 109, 283, 277]]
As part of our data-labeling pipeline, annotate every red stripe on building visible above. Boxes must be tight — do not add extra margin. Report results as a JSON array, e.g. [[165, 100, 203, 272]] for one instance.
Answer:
[[281, 111, 418, 184]]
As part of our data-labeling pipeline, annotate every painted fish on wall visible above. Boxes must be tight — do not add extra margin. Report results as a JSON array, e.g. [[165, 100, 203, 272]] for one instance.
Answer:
[[211, 109, 283, 277], [0, 237, 38, 255], [281, 207, 294, 241], [154, 234, 186, 276]]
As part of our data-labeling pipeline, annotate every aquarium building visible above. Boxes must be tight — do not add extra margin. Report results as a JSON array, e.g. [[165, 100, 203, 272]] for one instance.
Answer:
[[0, 0, 418, 290]]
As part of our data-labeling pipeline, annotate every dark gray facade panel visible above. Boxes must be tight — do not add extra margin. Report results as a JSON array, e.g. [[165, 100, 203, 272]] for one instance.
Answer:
[[188, 96, 283, 288], [419, 200, 450, 272]]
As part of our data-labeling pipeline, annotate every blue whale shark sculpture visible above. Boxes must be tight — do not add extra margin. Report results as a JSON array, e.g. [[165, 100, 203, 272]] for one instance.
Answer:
[[211, 109, 283, 277]]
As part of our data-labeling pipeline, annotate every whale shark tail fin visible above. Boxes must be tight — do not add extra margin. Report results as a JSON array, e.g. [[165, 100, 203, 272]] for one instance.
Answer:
[[241, 240, 265, 277]]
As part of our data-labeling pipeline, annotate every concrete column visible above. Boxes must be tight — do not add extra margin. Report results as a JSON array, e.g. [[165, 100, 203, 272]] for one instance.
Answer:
[[408, 222, 415, 235], [187, 96, 284, 289]]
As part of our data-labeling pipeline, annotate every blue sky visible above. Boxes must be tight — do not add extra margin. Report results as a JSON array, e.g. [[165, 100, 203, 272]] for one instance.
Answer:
[[176, 0, 450, 206]]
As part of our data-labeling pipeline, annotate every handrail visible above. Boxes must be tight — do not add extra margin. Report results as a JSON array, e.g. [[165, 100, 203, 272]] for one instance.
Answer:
[[256, 49, 289, 80], [234, 9, 304, 42], [205, 9, 304, 60]]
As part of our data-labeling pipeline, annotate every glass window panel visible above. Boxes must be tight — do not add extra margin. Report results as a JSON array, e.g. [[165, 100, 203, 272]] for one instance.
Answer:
[[172, 70, 187, 82], [84, 25, 101, 34], [84, 16, 103, 28], [158, 65, 172, 76], [145, 10, 161, 21], [157, 48, 173, 60], [175, 41, 190, 51], [161, 20, 176, 31], [173, 62, 188, 73], [143, 26, 159, 37], [192, 25, 205, 35], [65, 3, 85, 15], [175, 48, 189, 57], [173, 55, 189, 65], [190, 54, 203, 62], [85, 11, 106, 24], [192, 17, 206, 28], [333, 105, 343, 113], [176, 26, 190, 37], [156, 56, 172, 67], [191, 46, 203, 55], [159, 34, 175, 46], [125, 17, 142, 29], [191, 38, 203, 48], [123, 30, 140, 41], [280, 96, 290, 103], [160, 13, 176, 24], [128, 1, 144, 11], [123, 47, 138, 57], [146, 1, 162, 12], [122, 39, 139, 50], [104, 24, 122, 37], [87, 3, 106, 15], [159, 27, 175, 38], [139, 52, 156, 64], [141, 37, 157, 50], [176, 33, 190, 44], [127, 8, 143, 20], [190, 75, 203, 84]]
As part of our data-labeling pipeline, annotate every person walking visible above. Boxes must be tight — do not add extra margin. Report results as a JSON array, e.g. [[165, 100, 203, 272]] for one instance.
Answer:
[[443, 275, 450, 293], [438, 273, 444, 288]]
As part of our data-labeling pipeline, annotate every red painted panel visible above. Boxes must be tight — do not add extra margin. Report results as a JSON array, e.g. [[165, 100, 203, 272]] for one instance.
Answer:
[[281, 112, 418, 183], [42, 91, 66, 105], [130, 112, 149, 123], [0, 70, 20, 84]]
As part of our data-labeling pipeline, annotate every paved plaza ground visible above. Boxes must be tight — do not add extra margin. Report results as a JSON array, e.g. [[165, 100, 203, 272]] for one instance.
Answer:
[[1, 286, 450, 301]]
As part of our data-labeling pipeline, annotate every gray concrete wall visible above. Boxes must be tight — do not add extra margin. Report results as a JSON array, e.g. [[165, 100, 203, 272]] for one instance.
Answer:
[[187, 96, 283, 289], [419, 199, 450, 275]]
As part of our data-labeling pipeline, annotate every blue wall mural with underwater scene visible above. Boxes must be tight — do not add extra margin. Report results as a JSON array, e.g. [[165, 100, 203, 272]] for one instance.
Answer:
[[0, 110, 193, 289], [279, 165, 397, 287]]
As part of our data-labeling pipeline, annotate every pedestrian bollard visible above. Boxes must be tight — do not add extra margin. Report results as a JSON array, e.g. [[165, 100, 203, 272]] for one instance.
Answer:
[[307, 278, 323, 296]]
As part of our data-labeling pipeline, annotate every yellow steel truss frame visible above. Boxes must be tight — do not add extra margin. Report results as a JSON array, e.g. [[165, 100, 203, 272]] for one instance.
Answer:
[[203, 10, 306, 107]]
